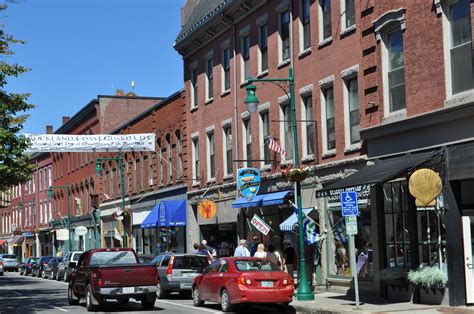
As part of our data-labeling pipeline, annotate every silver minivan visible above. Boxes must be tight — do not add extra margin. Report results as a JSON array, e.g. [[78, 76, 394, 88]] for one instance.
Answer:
[[152, 253, 210, 298], [0, 254, 19, 272]]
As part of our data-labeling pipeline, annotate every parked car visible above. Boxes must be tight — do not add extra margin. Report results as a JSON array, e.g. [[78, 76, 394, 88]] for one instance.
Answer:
[[57, 251, 83, 281], [152, 253, 210, 299], [0, 259, 3, 276], [0, 254, 19, 272], [32, 256, 54, 277], [20, 257, 38, 276], [68, 248, 158, 311], [192, 257, 294, 312], [44, 257, 61, 280]]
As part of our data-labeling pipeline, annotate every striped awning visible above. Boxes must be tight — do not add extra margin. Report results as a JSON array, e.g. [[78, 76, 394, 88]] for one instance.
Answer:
[[279, 208, 314, 232]]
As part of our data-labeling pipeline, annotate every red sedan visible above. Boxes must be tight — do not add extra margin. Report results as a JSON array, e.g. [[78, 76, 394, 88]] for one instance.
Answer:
[[192, 257, 294, 312]]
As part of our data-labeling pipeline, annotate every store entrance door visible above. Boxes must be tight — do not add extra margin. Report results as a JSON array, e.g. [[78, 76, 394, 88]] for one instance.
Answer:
[[462, 216, 474, 304]]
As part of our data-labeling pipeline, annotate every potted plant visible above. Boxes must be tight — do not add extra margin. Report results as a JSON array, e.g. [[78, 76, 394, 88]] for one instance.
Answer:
[[408, 266, 448, 304], [379, 266, 412, 301], [283, 166, 311, 182]]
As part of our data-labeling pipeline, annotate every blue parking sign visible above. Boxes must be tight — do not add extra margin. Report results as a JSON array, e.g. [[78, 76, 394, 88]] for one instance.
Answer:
[[341, 191, 359, 216]]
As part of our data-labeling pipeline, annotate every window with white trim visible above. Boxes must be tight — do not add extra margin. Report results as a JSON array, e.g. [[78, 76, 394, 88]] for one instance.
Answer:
[[206, 57, 214, 100], [300, 0, 311, 51], [341, 0, 356, 31], [242, 118, 252, 167], [192, 137, 200, 182], [207, 131, 216, 180], [241, 35, 251, 82], [302, 94, 315, 156], [222, 47, 231, 92], [190, 66, 198, 108], [383, 27, 406, 113], [321, 86, 336, 152], [258, 24, 268, 73], [279, 9, 291, 63], [318, 0, 332, 41], [223, 125, 233, 176], [343, 77, 360, 145], [444, 0, 473, 95], [259, 110, 271, 166], [281, 103, 294, 160]]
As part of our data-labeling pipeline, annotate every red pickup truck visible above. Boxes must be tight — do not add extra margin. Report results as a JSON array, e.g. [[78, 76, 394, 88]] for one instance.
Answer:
[[67, 248, 158, 311]]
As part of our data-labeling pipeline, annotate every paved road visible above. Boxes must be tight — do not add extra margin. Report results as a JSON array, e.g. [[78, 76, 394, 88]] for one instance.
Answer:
[[0, 271, 297, 313]]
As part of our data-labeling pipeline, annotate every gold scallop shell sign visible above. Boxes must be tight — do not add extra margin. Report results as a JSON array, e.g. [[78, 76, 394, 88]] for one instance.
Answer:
[[408, 168, 442, 206]]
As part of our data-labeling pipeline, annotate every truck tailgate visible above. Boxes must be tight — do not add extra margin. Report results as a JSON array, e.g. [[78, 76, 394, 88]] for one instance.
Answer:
[[96, 264, 156, 287]]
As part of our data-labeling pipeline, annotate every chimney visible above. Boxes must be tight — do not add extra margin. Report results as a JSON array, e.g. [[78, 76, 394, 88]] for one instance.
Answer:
[[46, 125, 53, 134], [62, 116, 70, 125], [181, 0, 199, 27], [115, 89, 125, 96]]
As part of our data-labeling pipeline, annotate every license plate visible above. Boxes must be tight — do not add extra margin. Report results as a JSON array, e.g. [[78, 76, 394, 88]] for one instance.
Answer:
[[183, 272, 197, 277], [261, 281, 273, 287], [122, 287, 134, 294], [180, 283, 192, 289]]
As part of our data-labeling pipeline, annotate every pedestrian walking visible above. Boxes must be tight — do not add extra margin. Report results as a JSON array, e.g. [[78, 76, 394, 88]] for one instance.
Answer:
[[234, 239, 250, 257], [250, 235, 259, 256], [198, 243, 214, 260], [283, 239, 296, 280], [266, 243, 283, 270], [191, 243, 199, 254], [202, 239, 217, 257], [254, 243, 267, 258]]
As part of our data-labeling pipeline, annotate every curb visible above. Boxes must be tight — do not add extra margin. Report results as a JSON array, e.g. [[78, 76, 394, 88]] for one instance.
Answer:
[[291, 304, 370, 314]]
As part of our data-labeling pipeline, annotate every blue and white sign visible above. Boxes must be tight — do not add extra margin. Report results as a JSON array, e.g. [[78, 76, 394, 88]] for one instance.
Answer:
[[341, 191, 359, 216], [237, 168, 261, 201]]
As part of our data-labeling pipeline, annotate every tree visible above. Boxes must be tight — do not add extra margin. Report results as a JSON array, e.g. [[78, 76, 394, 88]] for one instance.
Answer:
[[0, 3, 35, 192]]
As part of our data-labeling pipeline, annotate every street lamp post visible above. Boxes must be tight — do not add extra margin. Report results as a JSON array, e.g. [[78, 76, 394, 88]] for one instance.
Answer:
[[48, 184, 72, 252], [244, 67, 314, 301], [95, 150, 126, 247]]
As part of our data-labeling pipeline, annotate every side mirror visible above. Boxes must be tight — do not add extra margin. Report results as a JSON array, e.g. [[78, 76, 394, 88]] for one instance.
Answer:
[[68, 262, 77, 269]]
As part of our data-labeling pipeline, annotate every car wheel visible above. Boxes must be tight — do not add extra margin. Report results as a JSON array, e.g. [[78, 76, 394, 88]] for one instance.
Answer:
[[56, 271, 61, 281], [117, 298, 129, 304], [141, 293, 155, 310], [41, 270, 46, 279], [156, 283, 168, 299], [68, 283, 80, 305], [220, 289, 233, 312], [192, 286, 204, 307], [63, 271, 68, 282], [86, 284, 99, 312]]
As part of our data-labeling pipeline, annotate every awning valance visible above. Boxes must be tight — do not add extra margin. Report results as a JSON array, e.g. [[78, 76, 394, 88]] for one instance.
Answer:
[[316, 151, 436, 197], [8, 235, 23, 245], [280, 207, 314, 232], [232, 191, 292, 209], [141, 200, 187, 229]]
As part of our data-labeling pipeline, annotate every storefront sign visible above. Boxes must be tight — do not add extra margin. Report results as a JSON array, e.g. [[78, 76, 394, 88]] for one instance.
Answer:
[[22, 232, 34, 237], [250, 214, 271, 236], [317, 184, 371, 209], [74, 226, 87, 236], [219, 223, 233, 231], [409, 168, 442, 206], [198, 200, 217, 219], [237, 168, 261, 201], [56, 229, 69, 241], [341, 191, 359, 216], [24, 133, 155, 153], [345, 216, 358, 235]]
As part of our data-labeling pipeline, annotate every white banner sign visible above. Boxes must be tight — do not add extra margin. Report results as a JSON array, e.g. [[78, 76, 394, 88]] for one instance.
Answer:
[[250, 214, 271, 236], [24, 133, 155, 153], [56, 229, 69, 241], [74, 226, 87, 236]]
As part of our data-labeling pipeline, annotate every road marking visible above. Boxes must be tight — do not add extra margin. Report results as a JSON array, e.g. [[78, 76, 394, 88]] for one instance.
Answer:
[[156, 300, 220, 313], [13, 291, 22, 296], [53, 306, 68, 312]]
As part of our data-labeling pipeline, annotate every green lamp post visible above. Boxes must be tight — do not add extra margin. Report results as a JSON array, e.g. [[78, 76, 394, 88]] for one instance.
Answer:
[[95, 150, 126, 247], [48, 184, 72, 252], [244, 67, 314, 301]]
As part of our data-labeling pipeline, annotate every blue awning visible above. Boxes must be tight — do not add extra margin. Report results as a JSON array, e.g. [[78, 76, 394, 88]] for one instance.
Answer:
[[279, 207, 314, 232], [232, 191, 292, 209], [141, 200, 187, 229]]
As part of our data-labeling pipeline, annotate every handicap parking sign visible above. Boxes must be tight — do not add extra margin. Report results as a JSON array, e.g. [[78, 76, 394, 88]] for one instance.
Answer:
[[341, 191, 359, 216]]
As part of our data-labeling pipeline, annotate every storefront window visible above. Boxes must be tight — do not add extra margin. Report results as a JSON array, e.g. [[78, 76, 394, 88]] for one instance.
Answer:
[[201, 223, 237, 257]]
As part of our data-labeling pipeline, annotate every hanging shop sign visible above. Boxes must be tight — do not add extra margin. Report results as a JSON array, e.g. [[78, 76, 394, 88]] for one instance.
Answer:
[[317, 184, 371, 209], [24, 133, 156, 153], [74, 226, 87, 236], [250, 214, 271, 236], [408, 168, 442, 206], [22, 231, 34, 237], [56, 229, 69, 241], [198, 200, 217, 219], [237, 168, 261, 201]]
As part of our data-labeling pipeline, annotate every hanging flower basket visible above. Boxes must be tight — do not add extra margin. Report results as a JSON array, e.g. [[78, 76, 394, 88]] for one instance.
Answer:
[[283, 166, 311, 182]]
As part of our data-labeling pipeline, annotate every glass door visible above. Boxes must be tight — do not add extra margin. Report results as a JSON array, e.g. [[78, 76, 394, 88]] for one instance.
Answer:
[[462, 216, 474, 304]]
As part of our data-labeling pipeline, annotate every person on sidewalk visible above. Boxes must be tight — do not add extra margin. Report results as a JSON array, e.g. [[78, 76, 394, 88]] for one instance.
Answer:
[[254, 243, 267, 258], [283, 239, 296, 280], [191, 243, 199, 254], [234, 239, 250, 257], [250, 235, 259, 256], [267, 243, 283, 270]]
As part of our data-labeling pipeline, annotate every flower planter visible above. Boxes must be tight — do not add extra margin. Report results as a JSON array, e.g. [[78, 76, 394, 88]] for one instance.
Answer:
[[283, 166, 311, 182], [383, 279, 414, 302], [416, 286, 447, 305]]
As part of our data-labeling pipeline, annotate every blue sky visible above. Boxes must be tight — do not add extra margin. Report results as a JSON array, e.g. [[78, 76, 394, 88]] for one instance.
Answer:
[[3, 0, 184, 134]]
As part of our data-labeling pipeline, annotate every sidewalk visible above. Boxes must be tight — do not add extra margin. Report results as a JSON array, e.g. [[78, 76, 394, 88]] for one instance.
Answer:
[[290, 291, 474, 313]]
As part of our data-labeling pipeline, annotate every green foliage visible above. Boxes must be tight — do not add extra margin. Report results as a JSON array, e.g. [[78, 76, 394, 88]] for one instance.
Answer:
[[407, 266, 448, 289], [0, 3, 35, 192], [379, 266, 409, 281]]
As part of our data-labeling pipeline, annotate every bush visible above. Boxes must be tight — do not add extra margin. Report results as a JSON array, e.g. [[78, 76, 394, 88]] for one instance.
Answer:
[[379, 266, 409, 281], [407, 266, 447, 289]]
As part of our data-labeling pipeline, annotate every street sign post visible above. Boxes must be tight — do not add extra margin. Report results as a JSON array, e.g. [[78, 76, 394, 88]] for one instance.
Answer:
[[341, 191, 360, 309]]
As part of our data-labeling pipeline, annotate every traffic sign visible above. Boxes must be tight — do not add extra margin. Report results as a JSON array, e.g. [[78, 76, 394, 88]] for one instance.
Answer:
[[341, 191, 359, 216], [345, 216, 358, 235]]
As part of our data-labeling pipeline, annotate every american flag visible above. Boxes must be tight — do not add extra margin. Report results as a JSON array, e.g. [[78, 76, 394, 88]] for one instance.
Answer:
[[268, 138, 286, 157]]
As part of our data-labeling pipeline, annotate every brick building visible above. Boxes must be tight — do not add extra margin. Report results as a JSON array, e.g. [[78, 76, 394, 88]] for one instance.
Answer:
[[175, 0, 474, 306]]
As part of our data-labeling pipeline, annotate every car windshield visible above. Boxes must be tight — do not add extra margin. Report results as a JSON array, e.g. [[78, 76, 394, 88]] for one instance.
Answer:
[[234, 259, 280, 272], [89, 251, 137, 265], [173, 256, 209, 269], [1, 255, 16, 259], [72, 253, 82, 261]]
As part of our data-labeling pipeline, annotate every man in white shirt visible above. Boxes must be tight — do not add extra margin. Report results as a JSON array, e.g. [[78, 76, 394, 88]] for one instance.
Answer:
[[234, 239, 250, 257]]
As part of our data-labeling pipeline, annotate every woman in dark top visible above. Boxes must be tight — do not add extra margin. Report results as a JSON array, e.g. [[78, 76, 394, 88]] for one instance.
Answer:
[[282, 240, 296, 280]]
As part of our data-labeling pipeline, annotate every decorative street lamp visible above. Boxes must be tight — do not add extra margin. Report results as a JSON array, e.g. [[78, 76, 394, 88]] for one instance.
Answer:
[[95, 150, 126, 247], [48, 184, 72, 252], [244, 67, 314, 301]]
